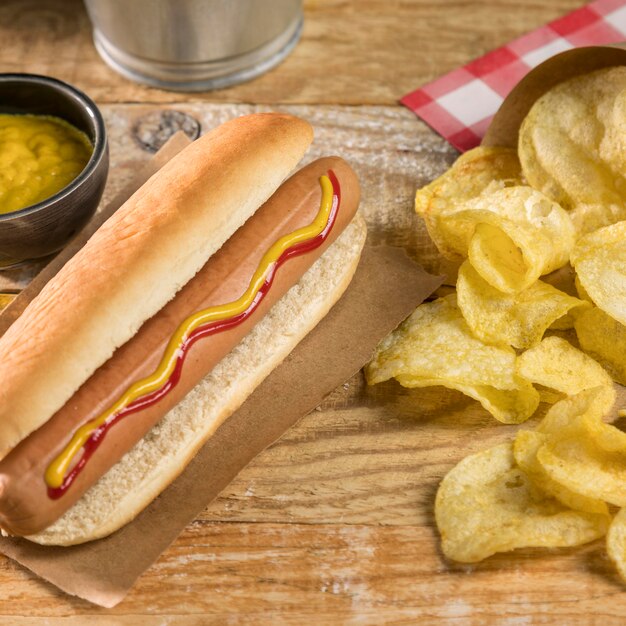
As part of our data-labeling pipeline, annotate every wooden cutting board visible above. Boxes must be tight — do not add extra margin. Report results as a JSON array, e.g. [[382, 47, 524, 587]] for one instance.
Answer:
[[1, 103, 623, 625]]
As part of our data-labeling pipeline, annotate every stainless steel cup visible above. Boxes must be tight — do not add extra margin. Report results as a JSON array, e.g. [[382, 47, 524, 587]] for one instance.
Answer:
[[83, 0, 303, 91]]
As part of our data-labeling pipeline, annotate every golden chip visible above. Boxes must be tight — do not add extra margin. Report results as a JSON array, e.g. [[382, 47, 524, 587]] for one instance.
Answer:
[[537, 388, 565, 405], [440, 186, 575, 292], [365, 295, 539, 423], [571, 221, 626, 327], [575, 306, 626, 386], [607, 508, 626, 585], [457, 261, 588, 349], [534, 389, 626, 507], [575, 274, 592, 303], [548, 314, 576, 331], [394, 375, 540, 425], [435, 442, 610, 563], [415, 146, 523, 260], [516, 336, 615, 413], [538, 439, 626, 507], [366, 296, 518, 389], [519, 66, 626, 235], [514, 429, 609, 515], [535, 386, 609, 436]]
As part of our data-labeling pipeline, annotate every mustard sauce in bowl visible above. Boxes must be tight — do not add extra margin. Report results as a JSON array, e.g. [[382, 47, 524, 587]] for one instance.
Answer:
[[0, 114, 93, 215], [0, 73, 108, 263]]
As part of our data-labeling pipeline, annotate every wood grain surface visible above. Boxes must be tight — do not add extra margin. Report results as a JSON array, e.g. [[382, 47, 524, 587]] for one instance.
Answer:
[[3, 0, 621, 624]]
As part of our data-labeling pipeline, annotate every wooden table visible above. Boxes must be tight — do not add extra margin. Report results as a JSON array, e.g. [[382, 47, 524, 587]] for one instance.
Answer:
[[4, 1, 620, 623]]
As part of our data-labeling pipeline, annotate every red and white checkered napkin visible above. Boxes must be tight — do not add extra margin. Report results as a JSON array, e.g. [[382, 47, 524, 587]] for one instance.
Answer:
[[401, 0, 626, 152]]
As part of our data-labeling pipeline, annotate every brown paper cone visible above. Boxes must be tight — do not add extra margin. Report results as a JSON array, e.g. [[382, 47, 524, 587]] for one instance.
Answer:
[[482, 43, 626, 148]]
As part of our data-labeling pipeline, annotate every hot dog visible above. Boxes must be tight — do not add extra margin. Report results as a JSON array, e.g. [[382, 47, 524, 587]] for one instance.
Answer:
[[0, 114, 366, 545]]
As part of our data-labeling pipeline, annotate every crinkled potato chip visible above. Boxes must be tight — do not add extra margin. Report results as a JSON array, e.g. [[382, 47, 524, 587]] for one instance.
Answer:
[[575, 306, 626, 386], [538, 437, 626, 507], [415, 146, 522, 216], [395, 375, 540, 425], [366, 296, 518, 389], [457, 261, 588, 349], [519, 67, 626, 235], [440, 186, 575, 293], [549, 314, 576, 331], [365, 295, 539, 423], [535, 386, 609, 437], [436, 442, 610, 563], [537, 388, 565, 405], [533, 389, 626, 507], [607, 508, 626, 585], [575, 274, 592, 303], [543, 268, 581, 330], [415, 146, 523, 260], [517, 336, 615, 413], [514, 429, 609, 515], [547, 389, 626, 455], [571, 221, 626, 327]]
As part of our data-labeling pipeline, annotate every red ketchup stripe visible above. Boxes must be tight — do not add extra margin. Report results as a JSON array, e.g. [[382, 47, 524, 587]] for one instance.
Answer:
[[48, 170, 342, 499]]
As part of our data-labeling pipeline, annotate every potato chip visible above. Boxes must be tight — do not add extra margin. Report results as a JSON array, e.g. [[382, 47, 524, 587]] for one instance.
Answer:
[[574, 274, 592, 303], [533, 389, 626, 507], [519, 67, 626, 235], [607, 508, 626, 585], [514, 429, 609, 515], [548, 314, 576, 331], [535, 386, 609, 437], [365, 295, 539, 423], [440, 186, 575, 292], [367, 296, 518, 388], [575, 306, 626, 386], [538, 438, 626, 507], [516, 336, 615, 413], [457, 261, 588, 349], [394, 375, 540, 425], [435, 442, 610, 563], [415, 146, 522, 216], [547, 389, 626, 454], [415, 146, 523, 260], [536, 388, 564, 404], [466, 221, 531, 293], [571, 221, 626, 327], [544, 266, 582, 330]]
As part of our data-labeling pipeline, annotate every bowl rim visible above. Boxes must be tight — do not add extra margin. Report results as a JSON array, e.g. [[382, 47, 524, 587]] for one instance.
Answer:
[[0, 73, 108, 222]]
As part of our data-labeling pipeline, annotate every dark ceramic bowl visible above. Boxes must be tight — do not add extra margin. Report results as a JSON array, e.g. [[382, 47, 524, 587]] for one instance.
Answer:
[[0, 74, 108, 264]]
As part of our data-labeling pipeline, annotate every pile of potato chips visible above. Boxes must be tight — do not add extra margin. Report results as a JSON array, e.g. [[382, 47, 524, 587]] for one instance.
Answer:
[[366, 67, 626, 580]]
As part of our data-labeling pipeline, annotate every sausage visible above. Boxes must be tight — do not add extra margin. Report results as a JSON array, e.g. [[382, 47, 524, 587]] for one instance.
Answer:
[[0, 156, 360, 536]]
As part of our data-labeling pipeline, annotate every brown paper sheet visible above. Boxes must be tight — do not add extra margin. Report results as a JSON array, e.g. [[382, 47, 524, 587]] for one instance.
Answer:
[[0, 134, 443, 607], [0, 245, 440, 607], [483, 43, 626, 148]]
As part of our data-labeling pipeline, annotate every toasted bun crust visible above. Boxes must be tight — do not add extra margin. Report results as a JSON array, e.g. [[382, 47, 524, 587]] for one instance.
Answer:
[[26, 214, 367, 546], [0, 114, 313, 459]]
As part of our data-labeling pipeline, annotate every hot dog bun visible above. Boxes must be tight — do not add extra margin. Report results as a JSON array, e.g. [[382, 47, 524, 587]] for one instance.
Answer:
[[0, 113, 367, 545], [0, 113, 314, 459], [26, 213, 366, 545], [0, 156, 362, 538]]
